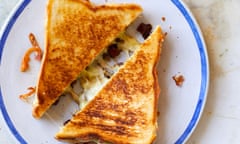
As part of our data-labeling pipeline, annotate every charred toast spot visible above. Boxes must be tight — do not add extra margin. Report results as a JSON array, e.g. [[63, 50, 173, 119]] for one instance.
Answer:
[[87, 133, 101, 139], [71, 121, 129, 136], [81, 100, 141, 127], [95, 124, 127, 136], [85, 110, 105, 119], [113, 79, 130, 95], [92, 100, 127, 113], [91, 4, 142, 13], [115, 114, 137, 126]]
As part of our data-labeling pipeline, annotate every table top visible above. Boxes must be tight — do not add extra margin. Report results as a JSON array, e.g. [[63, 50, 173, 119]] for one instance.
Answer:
[[1, 0, 240, 143]]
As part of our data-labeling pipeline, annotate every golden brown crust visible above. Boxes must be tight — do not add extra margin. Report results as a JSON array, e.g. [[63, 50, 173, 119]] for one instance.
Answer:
[[55, 26, 164, 144], [32, 0, 142, 118], [152, 28, 165, 125]]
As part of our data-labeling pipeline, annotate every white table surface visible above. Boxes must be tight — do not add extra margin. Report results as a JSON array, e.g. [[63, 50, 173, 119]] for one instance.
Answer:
[[1, 0, 240, 143]]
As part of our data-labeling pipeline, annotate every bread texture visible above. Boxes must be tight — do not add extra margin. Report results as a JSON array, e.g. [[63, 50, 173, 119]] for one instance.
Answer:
[[55, 26, 164, 144], [32, 0, 142, 118]]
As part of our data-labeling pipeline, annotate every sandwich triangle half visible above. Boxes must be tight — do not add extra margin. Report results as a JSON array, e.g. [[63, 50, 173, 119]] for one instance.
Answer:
[[56, 26, 164, 144], [32, 0, 143, 118]]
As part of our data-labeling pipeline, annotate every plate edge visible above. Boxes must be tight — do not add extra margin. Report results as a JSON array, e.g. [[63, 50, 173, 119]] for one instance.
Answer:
[[171, 0, 210, 143], [0, 0, 31, 143]]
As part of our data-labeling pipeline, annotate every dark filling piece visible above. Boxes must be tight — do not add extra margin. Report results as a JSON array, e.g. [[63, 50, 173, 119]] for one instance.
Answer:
[[137, 23, 152, 39], [107, 44, 121, 58]]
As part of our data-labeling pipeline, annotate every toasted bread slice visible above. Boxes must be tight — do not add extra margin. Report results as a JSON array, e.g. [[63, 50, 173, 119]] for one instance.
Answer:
[[55, 26, 164, 144], [32, 0, 142, 118]]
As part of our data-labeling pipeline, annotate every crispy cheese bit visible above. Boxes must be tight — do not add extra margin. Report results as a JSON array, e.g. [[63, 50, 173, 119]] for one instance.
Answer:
[[172, 74, 185, 87], [19, 87, 36, 101], [29, 33, 39, 47], [20, 33, 43, 72], [28, 33, 42, 60], [20, 47, 42, 72]]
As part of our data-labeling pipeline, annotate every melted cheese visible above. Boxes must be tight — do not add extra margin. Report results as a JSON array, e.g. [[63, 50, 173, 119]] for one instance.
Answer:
[[70, 33, 141, 110]]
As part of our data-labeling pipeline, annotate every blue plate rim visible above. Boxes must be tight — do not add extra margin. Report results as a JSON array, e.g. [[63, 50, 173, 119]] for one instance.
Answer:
[[0, 0, 31, 144], [171, 0, 209, 143], [0, 0, 209, 143]]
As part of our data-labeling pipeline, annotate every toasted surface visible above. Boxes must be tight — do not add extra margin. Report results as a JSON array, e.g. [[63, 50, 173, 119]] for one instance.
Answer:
[[55, 26, 164, 144], [32, 0, 142, 118]]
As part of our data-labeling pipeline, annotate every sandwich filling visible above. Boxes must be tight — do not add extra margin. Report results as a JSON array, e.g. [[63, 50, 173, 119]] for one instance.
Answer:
[[65, 32, 141, 110]]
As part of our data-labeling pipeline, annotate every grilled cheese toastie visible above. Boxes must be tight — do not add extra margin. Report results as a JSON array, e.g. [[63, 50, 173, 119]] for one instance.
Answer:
[[32, 0, 142, 118], [55, 26, 164, 144]]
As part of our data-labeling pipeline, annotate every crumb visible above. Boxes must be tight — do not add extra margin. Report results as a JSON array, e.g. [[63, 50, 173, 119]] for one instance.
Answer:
[[157, 111, 160, 117], [163, 69, 166, 72], [172, 74, 185, 87], [164, 32, 168, 36], [19, 87, 36, 101], [161, 17, 166, 22], [169, 26, 172, 30]]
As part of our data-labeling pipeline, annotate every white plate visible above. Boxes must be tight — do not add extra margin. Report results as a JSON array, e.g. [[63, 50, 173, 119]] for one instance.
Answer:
[[0, 0, 209, 143]]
